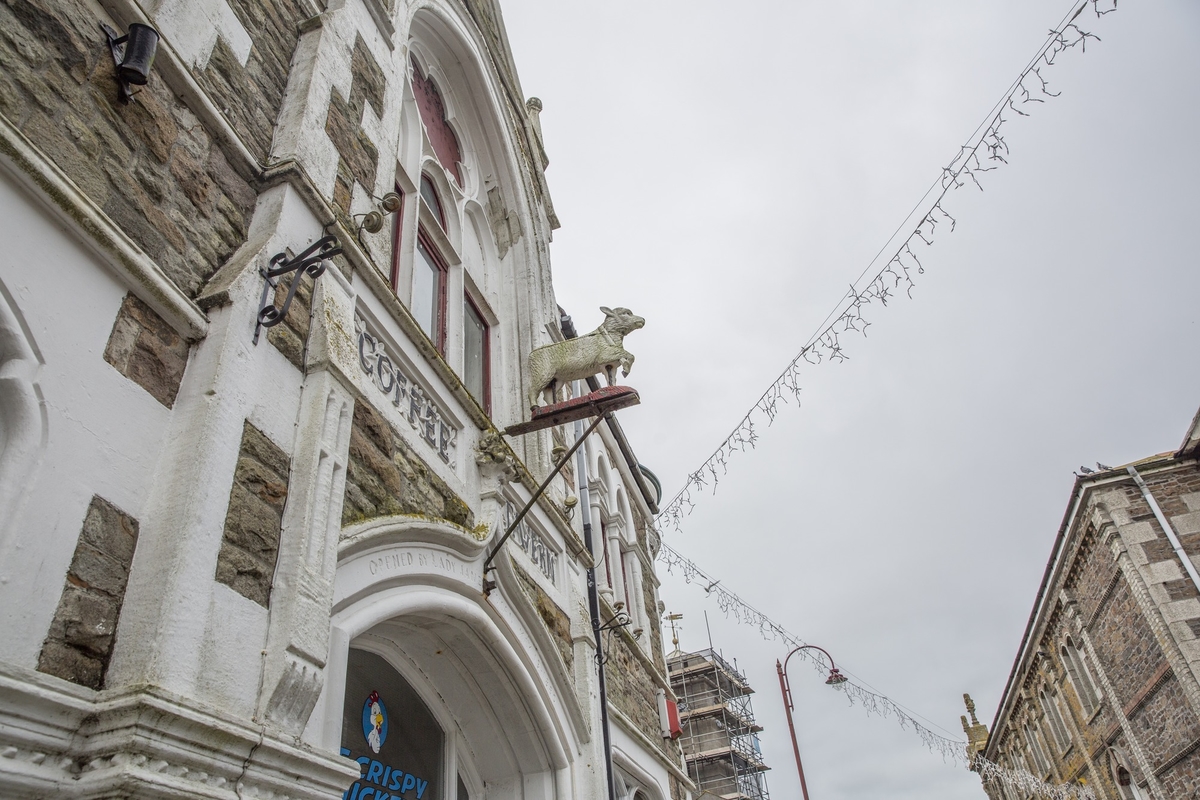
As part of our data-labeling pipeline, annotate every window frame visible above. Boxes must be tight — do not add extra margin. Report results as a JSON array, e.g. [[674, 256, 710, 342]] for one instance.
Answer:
[[1040, 687, 1071, 752], [421, 173, 447, 230], [462, 292, 491, 414], [414, 227, 449, 354], [389, 184, 406, 291], [1024, 721, 1051, 776], [1061, 639, 1101, 717]]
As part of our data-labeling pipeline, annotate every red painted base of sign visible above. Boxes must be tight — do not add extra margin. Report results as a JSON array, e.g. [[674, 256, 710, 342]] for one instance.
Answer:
[[504, 386, 641, 436]]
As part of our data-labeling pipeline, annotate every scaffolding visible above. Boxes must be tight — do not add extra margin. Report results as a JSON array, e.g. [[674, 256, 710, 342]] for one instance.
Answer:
[[667, 648, 770, 800]]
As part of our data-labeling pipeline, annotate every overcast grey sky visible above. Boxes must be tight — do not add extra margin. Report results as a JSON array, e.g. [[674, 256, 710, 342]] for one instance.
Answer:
[[499, 1, 1200, 797]]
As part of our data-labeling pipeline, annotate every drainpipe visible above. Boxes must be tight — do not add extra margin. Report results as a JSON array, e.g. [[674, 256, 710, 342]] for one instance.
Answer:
[[1127, 465, 1200, 595], [576, 406, 618, 800]]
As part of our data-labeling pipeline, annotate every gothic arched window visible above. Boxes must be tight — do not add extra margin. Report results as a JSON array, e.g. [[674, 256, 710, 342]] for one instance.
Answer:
[[410, 59, 462, 186]]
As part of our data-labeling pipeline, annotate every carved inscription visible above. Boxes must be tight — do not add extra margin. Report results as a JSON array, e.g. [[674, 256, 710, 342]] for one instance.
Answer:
[[505, 503, 558, 585], [356, 317, 458, 464], [366, 548, 476, 582]]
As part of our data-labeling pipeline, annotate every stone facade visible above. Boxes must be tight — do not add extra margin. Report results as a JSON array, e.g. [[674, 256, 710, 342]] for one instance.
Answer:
[[342, 399, 473, 529], [515, 563, 574, 672], [103, 293, 191, 407], [215, 421, 291, 607], [0, 1, 686, 799], [0, 0, 255, 299], [37, 496, 140, 690], [973, 407, 1200, 800], [266, 266, 316, 371]]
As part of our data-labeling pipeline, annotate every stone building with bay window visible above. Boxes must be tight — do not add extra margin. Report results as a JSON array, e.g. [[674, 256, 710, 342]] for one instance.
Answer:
[[0, 1, 691, 800], [969, 406, 1200, 799]]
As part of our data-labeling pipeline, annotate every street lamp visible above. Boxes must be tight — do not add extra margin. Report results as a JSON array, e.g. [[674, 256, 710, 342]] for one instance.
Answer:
[[776, 645, 848, 800]]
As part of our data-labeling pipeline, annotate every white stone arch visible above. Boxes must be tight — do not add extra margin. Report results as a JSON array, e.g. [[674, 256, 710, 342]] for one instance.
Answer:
[[612, 753, 666, 800], [404, 4, 526, 211], [1108, 747, 1149, 800], [463, 200, 500, 280], [406, 43, 475, 197], [0, 277, 46, 550], [588, 439, 611, 490], [318, 517, 575, 799]]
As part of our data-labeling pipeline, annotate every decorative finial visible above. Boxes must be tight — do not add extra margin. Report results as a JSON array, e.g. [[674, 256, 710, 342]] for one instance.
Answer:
[[666, 612, 684, 657], [961, 693, 989, 767]]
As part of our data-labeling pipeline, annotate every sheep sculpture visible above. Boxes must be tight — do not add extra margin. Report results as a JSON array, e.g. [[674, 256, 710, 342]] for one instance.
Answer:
[[528, 307, 645, 411]]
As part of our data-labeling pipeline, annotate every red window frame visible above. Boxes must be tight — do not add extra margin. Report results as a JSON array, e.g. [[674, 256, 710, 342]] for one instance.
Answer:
[[463, 293, 491, 414], [415, 227, 449, 354], [389, 184, 405, 291]]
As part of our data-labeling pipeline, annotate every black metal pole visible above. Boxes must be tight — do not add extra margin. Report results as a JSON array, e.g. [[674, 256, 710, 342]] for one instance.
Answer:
[[575, 413, 617, 800], [482, 413, 606, 591]]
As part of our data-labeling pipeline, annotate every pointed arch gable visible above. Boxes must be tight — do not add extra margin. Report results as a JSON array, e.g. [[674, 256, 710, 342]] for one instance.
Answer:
[[321, 517, 584, 794], [404, 5, 527, 208]]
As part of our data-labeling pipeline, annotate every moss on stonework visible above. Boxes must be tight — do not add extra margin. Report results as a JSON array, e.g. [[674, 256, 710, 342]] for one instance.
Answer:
[[512, 564, 573, 673], [341, 400, 474, 530]]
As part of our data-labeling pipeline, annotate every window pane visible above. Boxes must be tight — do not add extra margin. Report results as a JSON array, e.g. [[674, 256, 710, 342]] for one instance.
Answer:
[[463, 299, 486, 406], [414, 241, 442, 344], [342, 648, 443, 800], [457, 775, 469, 800], [420, 175, 445, 227]]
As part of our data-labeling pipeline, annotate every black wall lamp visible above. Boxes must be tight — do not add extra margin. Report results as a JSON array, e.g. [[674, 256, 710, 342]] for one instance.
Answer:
[[100, 22, 160, 104]]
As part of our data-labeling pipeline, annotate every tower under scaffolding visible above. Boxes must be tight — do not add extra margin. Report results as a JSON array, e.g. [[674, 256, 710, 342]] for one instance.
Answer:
[[667, 646, 771, 800]]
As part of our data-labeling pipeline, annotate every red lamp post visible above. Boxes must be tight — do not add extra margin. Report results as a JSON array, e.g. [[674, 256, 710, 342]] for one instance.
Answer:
[[776, 645, 848, 800]]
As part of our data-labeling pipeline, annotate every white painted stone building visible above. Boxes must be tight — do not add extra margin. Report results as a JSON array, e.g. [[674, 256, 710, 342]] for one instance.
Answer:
[[0, 1, 690, 798]]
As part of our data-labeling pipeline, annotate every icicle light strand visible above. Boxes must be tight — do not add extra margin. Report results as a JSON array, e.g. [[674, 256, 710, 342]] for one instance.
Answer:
[[656, 539, 1096, 800], [654, 0, 1118, 535]]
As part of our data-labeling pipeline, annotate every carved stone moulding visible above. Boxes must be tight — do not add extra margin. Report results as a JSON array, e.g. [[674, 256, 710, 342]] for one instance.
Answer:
[[0, 664, 357, 800]]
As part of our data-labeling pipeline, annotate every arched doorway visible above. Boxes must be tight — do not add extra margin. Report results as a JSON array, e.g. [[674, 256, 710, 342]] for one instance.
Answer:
[[315, 519, 575, 800]]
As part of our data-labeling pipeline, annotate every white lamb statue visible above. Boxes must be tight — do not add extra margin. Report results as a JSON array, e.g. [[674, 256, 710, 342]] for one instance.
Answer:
[[528, 307, 645, 411]]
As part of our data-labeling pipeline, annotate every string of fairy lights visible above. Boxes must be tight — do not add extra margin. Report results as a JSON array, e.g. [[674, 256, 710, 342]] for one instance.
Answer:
[[648, 1, 1118, 798], [656, 540, 1095, 800], [655, 0, 1117, 536]]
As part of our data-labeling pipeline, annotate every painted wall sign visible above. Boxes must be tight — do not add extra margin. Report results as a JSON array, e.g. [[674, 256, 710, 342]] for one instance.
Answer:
[[341, 661, 440, 800], [505, 502, 557, 585], [363, 691, 387, 753], [356, 316, 457, 465], [340, 749, 431, 800]]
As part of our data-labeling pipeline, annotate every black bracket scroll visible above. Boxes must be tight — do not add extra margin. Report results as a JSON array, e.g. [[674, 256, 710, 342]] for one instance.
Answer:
[[253, 235, 342, 344]]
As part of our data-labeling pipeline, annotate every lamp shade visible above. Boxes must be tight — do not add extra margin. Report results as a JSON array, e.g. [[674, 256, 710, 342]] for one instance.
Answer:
[[118, 23, 158, 85]]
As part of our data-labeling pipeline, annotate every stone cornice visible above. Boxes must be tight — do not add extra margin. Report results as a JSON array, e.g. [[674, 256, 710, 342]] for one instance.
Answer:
[[0, 662, 358, 800]]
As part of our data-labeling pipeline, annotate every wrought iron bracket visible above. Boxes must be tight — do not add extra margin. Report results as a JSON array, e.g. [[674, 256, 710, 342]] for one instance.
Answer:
[[253, 235, 342, 344], [599, 610, 633, 633], [100, 23, 135, 104], [482, 412, 607, 596]]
